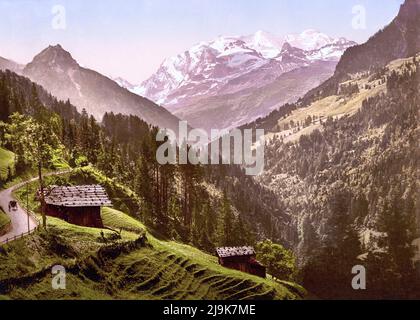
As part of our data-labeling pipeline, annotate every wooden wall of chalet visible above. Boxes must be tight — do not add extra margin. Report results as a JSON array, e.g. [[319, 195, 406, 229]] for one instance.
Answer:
[[219, 256, 266, 278], [249, 262, 266, 278], [45, 205, 103, 228]]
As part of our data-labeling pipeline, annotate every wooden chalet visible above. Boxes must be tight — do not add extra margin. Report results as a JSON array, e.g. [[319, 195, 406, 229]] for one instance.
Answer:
[[42, 185, 112, 228], [216, 246, 266, 278]]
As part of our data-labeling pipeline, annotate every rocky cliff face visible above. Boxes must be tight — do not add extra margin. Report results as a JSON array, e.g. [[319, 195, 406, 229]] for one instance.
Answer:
[[335, 0, 420, 77]]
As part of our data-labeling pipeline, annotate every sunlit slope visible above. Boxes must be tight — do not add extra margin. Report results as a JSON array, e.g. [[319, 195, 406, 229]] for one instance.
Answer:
[[0, 148, 14, 181], [0, 206, 304, 300], [266, 55, 418, 144]]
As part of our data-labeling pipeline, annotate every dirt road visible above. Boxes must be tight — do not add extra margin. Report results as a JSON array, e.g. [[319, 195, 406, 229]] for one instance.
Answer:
[[0, 171, 71, 244]]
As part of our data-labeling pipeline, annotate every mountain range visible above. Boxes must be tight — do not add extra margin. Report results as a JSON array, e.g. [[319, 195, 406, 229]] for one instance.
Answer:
[[120, 30, 356, 132], [242, 0, 419, 259], [1, 46, 182, 132], [245, 0, 420, 133], [0, 30, 355, 133], [0, 57, 23, 74], [231, 0, 419, 298]]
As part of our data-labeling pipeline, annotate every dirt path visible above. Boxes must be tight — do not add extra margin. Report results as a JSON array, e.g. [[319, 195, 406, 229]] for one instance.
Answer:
[[0, 171, 71, 244]]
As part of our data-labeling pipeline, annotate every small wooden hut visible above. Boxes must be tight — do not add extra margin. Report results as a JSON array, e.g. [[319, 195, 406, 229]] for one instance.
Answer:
[[42, 185, 111, 228], [216, 246, 266, 278]]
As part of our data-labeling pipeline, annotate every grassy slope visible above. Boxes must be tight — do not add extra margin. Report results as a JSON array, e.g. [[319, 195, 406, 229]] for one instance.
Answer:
[[265, 55, 418, 144], [0, 208, 146, 300], [0, 208, 11, 232], [0, 147, 14, 180], [102, 208, 304, 300], [0, 200, 304, 300], [0, 147, 13, 231], [0, 146, 69, 191]]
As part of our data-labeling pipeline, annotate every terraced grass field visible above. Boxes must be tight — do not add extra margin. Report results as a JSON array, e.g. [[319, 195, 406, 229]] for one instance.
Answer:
[[102, 208, 304, 300], [0, 205, 305, 300]]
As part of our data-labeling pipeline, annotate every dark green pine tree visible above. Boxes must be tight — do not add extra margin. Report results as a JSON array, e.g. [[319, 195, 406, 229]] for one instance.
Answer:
[[136, 155, 154, 224], [302, 187, 362, 299], [219, 192, 235, 247], [378, 187, 417, 294], [0, 76, 10, 121]]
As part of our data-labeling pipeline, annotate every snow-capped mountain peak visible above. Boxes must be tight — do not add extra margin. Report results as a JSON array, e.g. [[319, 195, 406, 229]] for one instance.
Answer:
[[120, 30, 356, 111], [241, 30, 284, 59], [284, 29, 335, 51], [113, 77, 136, 90]]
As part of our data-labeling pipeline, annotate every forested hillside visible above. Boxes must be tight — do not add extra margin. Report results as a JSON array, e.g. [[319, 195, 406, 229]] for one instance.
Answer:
[[0, 68, 288, 256], [0, 67, 304, 299], [259, 56, 419, 299], [299, 0, 420, 107], [233, 5, 420, 299]]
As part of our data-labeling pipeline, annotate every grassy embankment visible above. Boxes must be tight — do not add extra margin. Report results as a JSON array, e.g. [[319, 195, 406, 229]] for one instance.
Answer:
[[0, 146, 70, 191], [0, 147, 14, 183], [0, 148, 14, 234], [0, 208, 11, 235]]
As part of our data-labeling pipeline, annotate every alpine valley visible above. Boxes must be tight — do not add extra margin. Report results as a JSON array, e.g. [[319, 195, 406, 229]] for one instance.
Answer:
[[0, 0, 419, 302]]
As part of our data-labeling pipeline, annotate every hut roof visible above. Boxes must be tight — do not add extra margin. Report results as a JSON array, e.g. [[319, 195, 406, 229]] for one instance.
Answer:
[[216, 246, 256, 258], [43, 185, 112, 207]]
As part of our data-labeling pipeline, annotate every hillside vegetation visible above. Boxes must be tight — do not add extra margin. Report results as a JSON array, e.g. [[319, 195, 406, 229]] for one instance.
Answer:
[[334, 0, 420, 77], [0, 147, 14, 182], [265, 55, 416, 144], [0, 167, 305, 300], [259, 55, 420, 299], [0, 68, 279, 255], [0, 84, 305, 299], [0, 208, 11, 234], [0, 202, 304, 300]]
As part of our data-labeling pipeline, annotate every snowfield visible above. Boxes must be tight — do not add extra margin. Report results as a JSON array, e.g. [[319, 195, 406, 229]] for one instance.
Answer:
[[128, 30, 356, 107]]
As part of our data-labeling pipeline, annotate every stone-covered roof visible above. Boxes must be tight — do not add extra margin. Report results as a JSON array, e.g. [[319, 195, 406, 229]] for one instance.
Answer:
[[43, 185, 112, 207], [216, 246, 256, 258]]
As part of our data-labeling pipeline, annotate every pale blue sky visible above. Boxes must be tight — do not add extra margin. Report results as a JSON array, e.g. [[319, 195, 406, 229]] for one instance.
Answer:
[[0, 0, 404, 83]]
